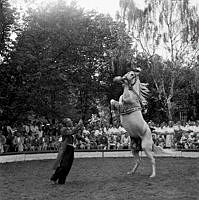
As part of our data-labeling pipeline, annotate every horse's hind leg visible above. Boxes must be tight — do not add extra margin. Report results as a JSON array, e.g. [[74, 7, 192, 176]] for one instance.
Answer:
[[142, 139, 156, 178], [143, 149, 156, 178], [127, 150, 141, 175]]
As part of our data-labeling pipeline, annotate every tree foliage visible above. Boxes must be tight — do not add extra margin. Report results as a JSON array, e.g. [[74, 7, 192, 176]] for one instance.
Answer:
[[1, 0, 199, 124], [0, 0, 19, 61], [0, 0, 20, 122], [1, 1, 132, 123], [118, 0, 199, 121]]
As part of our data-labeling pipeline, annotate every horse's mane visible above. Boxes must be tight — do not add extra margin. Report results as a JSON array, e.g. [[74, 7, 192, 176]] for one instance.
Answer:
[[131, 78, 149, 105], [139, 82, 150, 104]]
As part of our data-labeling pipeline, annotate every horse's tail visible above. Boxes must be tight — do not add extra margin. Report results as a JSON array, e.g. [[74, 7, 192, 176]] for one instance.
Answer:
[[152, 144, 168, 155]]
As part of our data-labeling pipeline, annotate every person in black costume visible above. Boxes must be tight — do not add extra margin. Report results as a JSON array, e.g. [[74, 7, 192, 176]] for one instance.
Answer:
[[50, 118, 85, 184]]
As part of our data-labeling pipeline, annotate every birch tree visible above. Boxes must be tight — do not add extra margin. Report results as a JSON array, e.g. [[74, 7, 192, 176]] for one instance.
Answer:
[[119, 0, 199, 121]]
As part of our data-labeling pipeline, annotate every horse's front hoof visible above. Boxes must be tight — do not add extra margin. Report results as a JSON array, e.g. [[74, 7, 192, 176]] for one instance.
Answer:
[[110, 99, 115, 105], [149, 174, 156, 178], [127, 171, 135, 175]]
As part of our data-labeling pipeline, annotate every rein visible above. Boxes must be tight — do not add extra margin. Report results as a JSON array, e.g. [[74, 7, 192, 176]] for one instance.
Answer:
[[128, 76, 137, 89]]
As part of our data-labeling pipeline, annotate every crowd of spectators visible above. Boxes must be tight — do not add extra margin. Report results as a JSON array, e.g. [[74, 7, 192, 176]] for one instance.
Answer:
[[0, 118, 199, 154], [0, 119, 131, 153], [150, 120, 199, 150]]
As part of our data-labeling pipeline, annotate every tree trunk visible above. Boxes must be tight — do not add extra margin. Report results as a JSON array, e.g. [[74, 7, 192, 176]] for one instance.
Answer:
[[166, 72, 175, 121], [167, 96, 172, 121], [79, 89, 83, 120], [192, 93, 197, 119], [50, 89, 56, 118]]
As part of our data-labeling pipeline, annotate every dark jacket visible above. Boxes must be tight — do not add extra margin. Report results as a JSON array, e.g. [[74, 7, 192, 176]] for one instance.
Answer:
[[53, 123, 85, 169]]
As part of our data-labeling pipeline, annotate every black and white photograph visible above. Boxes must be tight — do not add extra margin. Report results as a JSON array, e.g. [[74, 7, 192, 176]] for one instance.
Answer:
[[0, 0, 199, 199]]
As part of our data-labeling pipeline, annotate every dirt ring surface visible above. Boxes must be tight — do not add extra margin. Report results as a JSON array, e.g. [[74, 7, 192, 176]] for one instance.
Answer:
[[0, 157, 199, 200]]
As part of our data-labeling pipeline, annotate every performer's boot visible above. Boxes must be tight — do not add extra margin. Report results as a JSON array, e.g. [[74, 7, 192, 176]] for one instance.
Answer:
[[50, 175, 57, 184]]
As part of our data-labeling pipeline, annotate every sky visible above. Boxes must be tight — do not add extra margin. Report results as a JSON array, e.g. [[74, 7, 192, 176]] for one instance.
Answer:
[[10, 0, 199, 19], [10, 0, 147, 18], [76, 0, 146, 17], [76, 0, 199, 17]]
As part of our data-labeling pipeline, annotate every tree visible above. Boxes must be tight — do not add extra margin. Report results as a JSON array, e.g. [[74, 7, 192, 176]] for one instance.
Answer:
[[0, 0, 20, 122], [0, 0, 19, 61], [3, 1, 132, 123], [118, 0, 199, 121]]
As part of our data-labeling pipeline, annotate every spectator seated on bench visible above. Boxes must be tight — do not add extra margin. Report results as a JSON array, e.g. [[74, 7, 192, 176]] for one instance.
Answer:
[[120, 131, 131, 149]]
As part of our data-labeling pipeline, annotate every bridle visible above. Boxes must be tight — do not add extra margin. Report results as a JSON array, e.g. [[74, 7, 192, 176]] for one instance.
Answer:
[[123, 72, 138, 90], [123, 72, 144, 107]]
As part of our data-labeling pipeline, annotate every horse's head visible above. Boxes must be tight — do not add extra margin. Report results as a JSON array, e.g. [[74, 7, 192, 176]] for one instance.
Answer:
[[113, 69, 141, 89], [113, 68, 149, 107]]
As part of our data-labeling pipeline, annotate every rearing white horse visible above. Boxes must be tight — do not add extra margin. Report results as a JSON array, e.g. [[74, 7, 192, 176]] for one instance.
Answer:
[[110, 69, 165, 178]]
